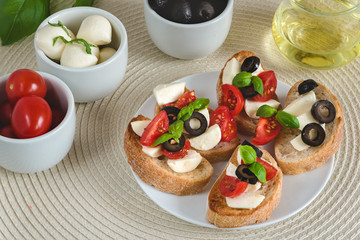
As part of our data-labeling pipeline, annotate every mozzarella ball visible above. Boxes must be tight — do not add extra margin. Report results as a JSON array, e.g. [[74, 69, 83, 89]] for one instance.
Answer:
[[76, 15, 112, 45], [36, 24, 74, 60], [98, 47, 116, 63], [60, 43, 99, 68]]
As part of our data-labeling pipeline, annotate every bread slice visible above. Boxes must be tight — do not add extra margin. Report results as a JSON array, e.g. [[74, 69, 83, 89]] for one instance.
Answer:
[[274, 80, 344, 175], [207, 146, 283, 228], [124, 115, 214, 195], [216, 50, 281, 135]]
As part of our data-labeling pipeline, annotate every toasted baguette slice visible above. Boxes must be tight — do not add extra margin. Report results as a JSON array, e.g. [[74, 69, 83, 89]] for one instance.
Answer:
[[274, 80, 344, 175], [124, 115, 214, 195], [216, 50, 281, 135], [207, 146, 283, 228]]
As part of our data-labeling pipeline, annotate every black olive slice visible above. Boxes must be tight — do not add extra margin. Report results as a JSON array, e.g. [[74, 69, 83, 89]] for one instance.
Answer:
[[241, 56, 260, 73], [311, 100, 336, 123], [235, 165, 258, 184], [298, 79, 318, 95], [241, 140, 263, 158], [162, 134, 186, 152], [160, 106, 180, 124], [301, 123, 325, 146], [184, 111, 208, 136], [239, 84, 259, 99]]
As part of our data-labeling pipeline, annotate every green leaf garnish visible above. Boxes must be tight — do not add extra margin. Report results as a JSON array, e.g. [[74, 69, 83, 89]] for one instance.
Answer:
[[239, 145, 257, 165], [232, 71, 252, 88], [177, 98, 210, 121], [248, 162, 267, 183], [151, 133, 173, 147], [191, 98, 210, 111], [53, 36, 96, 54], [251, 76, 263, 96], [73, 0, 94, 7], [168, 120, 184, 141], [275, 110, 299, 128], [48, 20, 70, 37], [256, 105, 278, 118]]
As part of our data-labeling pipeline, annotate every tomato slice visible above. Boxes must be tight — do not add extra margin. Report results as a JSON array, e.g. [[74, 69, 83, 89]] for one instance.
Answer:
[[219, 175, 248, 198], [221, 84, 244, 116], [140, 110, 169, 147], [252, 116, 281, 145], [256, 158, 277, 181], [252, 71, 277, 102], [210, 106, 237, 142], [161, 139, 191, 159], [174, 90, 197, 109]]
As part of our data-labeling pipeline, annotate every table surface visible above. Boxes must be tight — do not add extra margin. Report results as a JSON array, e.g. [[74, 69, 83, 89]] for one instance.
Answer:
[[0, 0, 359, 239]]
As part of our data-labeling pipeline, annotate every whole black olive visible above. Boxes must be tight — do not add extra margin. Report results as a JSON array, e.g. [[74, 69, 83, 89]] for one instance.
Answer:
[[301, 123, 326, 146], [170, 0, 192, 24], [149, 0, 168, 9], [194, 1, 215, 22], [184, 111, 208, 136], [311, 100, 336, 123], [160, 106, 180, 124], [241, 56, 261, 73], [298, 79, 318, 95], [162, 134, 186, 152], [239, 84, 259, 99], [242, 140, 263, 158], [235, 165, 258, 184]]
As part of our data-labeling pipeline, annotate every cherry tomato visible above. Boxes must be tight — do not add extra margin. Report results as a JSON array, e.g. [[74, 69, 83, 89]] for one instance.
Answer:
[[140, 110, 169, 147], [219, 175, 248, 197], [252, 116, 281, 145], [161, 139, 191, 159], [210, 106, 237, 142], [51, 109, 65, 130], [256, 158, 277, 181], [174, 90, 197, 109], [0, 101, 12, 126], [252, 71, 277, 102], [221, 84, 244, 116], [0, 125, 17, 138], [5, 69, 47, 103], [11, 96, 52, 139]]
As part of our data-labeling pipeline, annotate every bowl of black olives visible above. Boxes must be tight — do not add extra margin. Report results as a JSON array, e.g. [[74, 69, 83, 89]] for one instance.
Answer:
[[144, 0, 233, 59]]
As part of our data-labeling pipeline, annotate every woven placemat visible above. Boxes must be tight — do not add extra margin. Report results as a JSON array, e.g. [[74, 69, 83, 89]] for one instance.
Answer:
[[0, 0, 359, 239]]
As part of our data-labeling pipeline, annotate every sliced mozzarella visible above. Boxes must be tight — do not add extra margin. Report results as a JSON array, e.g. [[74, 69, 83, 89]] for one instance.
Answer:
[[244, 99, 281, 119], [251, 65, 264, 76], [60, 43, 99, 68], [167, 150, 202, 173], [245, 181, 261, 193], [142, 145, 162, 157], [226, 162, 238, 178], [189, 124, 221, 150], [153, 82, 186, 105], [77, 15, 112, 45], [297, 111, 320, 130], [283, 91, 317, 117], [226, 192, 265, 209], [222, 58, 241, 85], [131, 120, 151, 136], [98, 47, 116, 63], [290, 135, 310, 151], [36, 24, 74, 60]]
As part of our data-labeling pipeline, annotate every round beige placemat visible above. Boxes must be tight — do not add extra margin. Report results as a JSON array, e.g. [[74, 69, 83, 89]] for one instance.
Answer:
[[0, 0, 359, 239]]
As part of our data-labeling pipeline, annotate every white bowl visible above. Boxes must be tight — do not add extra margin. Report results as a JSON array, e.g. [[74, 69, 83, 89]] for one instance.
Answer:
[[34, 7, 128, 103], [144, 0, 233, 59], [0, 72, 76, 173]]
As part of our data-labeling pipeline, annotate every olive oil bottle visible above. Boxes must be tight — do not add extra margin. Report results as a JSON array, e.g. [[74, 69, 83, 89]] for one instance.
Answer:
[[272, 0, 360, 70]]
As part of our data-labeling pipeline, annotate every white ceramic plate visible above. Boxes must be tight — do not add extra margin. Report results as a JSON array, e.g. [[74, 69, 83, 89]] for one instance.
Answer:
[[132, 71, 334, 229]]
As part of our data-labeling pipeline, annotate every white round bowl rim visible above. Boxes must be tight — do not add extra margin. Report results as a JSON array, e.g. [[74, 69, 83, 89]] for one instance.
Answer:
[[34, 6, 128, 72], [144, 0, 234, 27], [0, 71, 75, 144]]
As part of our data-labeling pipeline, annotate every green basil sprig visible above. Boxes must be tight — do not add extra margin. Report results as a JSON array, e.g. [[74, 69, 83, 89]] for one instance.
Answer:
[[53, 36, 96, 54], [232, 71, 264, 96], [48, 20, 70, 37], [177, 98, 209, 121], [256, 105, 299, 129], [238, 145, 267, 183], [151, 120, 184, 147]]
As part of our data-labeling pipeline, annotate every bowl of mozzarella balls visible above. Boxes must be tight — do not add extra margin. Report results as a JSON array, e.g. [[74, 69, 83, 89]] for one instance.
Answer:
[[34, 7, 128, 103]]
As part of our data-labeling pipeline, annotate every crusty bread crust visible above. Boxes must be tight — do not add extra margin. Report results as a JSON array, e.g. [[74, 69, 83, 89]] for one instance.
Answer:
[[216, 50, 280, 135], [274, 80, 344, 175], [124, 115, 213, 195], [207, 146, 283, 228]]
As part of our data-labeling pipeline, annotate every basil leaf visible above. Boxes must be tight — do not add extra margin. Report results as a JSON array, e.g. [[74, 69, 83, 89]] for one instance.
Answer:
[[168, 120, 183, 140], [251, 76, 263, 96], [191, 98, 209, 111], [151, 133, 173, 147], [275, 110, 299, 128], [239, 145, 256, 164], [54, 37, 96, 54], [73, 0, 94, 7], [0, 0, 50, 45], [232, 72, 252, 88], [248, 162, 267, 183], [256, 105, 278, 118], [177, 105, 194, 121]]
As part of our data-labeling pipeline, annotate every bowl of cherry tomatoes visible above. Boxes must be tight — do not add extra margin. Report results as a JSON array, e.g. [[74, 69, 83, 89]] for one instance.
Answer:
[[0, 69, 76, 173]]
